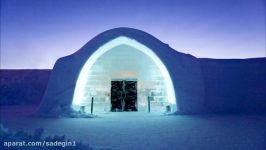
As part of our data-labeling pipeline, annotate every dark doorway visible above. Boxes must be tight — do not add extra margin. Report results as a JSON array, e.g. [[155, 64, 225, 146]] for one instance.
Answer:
[[111, 80, 137, 112]]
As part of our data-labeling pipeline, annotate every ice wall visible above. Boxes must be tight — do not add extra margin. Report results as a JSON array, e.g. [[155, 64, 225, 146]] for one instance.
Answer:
[[0, 70, 51, 105], [200, 58, 266, 113], [78, 45, 168, 113]]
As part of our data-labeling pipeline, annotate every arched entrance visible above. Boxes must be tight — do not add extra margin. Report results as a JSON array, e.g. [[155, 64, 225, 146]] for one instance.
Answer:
[[72, 36, 176, 113]]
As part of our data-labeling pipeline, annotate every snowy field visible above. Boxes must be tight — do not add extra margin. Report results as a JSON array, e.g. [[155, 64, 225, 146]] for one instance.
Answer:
[[1, 106, 265, 150]]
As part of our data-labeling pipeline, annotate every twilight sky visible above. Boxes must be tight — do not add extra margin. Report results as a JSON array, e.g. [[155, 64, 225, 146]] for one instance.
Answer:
[[1, 0, 265, 69]]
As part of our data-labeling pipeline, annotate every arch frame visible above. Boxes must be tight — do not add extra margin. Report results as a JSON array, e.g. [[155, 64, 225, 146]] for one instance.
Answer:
[[72, 36, 177, 111]]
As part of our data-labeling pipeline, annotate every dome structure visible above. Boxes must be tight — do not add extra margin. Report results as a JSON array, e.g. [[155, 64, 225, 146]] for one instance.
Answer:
[[38, 27, 266, 116]]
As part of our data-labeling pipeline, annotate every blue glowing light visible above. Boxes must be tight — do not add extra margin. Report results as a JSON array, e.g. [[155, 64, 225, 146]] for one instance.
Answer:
[[72, 36, 176, 110]]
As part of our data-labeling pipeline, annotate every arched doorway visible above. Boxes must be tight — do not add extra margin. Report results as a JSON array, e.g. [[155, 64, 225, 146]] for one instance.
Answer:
[[72, 36, 176, 113]]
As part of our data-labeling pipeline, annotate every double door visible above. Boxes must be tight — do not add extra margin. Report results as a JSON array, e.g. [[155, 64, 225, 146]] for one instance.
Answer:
[[111, 80, 137, 111]]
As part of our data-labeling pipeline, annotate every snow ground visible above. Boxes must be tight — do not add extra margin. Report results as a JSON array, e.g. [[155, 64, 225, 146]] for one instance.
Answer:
[[1, 106, 265, 150]]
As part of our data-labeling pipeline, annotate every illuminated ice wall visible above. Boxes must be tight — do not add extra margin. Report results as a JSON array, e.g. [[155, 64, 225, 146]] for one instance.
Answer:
[[74, 44, 169, 112], [72, 37, 176, 113]]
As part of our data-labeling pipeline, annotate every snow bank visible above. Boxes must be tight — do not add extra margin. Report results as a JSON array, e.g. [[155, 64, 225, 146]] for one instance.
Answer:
[[200, 58, 266, 113], [0, 70, 51, 105]]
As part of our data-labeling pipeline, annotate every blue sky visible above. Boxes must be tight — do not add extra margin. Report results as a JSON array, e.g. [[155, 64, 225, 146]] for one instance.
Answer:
[[1, 0, 265, 69]]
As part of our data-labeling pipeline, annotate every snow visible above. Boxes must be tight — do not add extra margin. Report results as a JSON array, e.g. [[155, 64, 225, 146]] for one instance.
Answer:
[[0, 70, 51, 105], [1, 106, 265, 150], [199, 58, 266, 113]]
